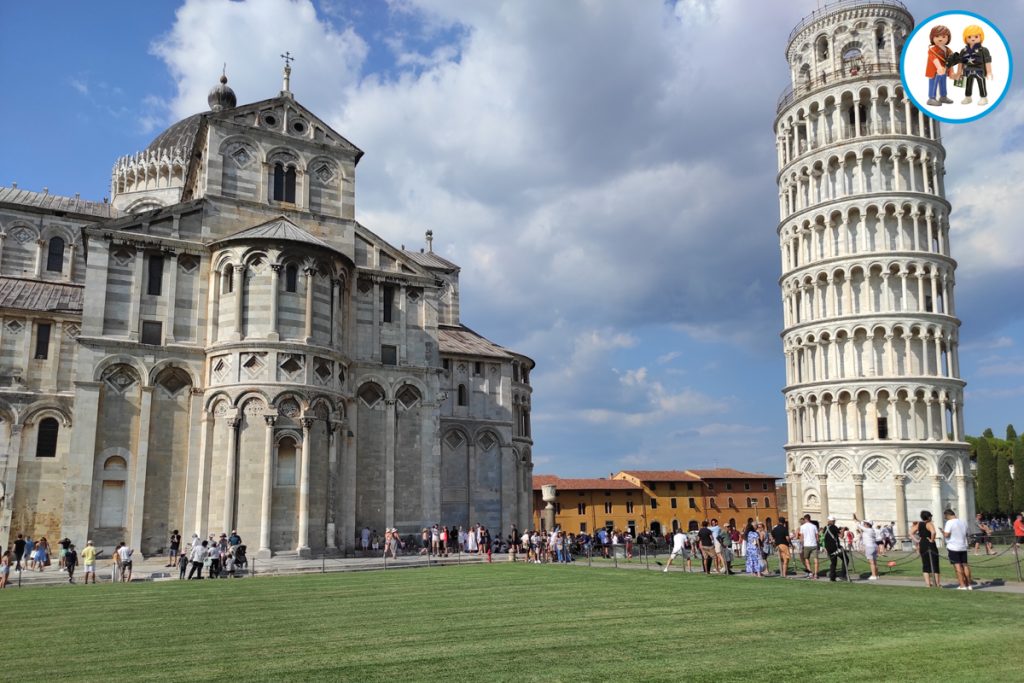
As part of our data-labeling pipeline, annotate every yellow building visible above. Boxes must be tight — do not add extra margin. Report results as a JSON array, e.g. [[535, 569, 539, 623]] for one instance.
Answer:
[[532, 468, 781, 536]]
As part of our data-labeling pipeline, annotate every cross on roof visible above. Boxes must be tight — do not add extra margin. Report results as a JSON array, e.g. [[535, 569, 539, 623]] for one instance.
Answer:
[[281, 51, 295, 67]]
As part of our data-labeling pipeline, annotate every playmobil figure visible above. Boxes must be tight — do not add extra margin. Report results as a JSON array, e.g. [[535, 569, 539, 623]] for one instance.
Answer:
[[925, 25, 953, 106], [950, 24, 993, 105]]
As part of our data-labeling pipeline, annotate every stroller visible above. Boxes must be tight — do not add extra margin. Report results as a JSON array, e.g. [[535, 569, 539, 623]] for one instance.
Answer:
[[232, 545, 248, 577]]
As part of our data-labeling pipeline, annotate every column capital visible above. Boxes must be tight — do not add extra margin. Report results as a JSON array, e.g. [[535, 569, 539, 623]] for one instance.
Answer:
[[270, 264, 283, 273], [264, 414, 278, 427], [816, 473, 829, 483], [233, 264, 246, 274], [226, 417, 240, 429], [852, 474, 865, 484], [893, 474, 908, 486], [932, 474, 944, 484], [300, 416, 315, 430]]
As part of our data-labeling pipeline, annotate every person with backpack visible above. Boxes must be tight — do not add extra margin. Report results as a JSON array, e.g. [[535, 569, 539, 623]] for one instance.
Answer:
[[771, 518, 791, 577], [822, 516, 847, 582], [697, 521, 716, 574]]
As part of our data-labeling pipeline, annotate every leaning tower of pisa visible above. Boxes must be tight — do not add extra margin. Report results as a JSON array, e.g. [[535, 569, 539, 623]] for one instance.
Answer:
[[776, 0, 973, 538]]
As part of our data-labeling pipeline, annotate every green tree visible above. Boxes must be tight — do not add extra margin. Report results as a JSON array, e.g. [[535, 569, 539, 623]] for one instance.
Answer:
[[996, 453, 1012, 514], [983, 427, 994, 439], [975, 437, 997, 515], [1013, 438, 1024, 515], [1008, 424, 1018, 442]]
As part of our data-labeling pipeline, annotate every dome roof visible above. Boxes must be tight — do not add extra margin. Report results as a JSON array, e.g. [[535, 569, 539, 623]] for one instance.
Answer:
[[143, 113, 204, 154], [208, 73, 237, 112]]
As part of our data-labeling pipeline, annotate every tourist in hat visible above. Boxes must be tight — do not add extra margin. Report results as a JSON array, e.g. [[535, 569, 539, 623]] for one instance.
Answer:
[[822, 516, 846, 582], [81, 540, 99, 584], [852, 514, 879, 581]]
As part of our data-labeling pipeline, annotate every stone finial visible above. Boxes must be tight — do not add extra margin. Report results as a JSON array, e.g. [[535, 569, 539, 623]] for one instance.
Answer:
[[426, 229, 434, 253]]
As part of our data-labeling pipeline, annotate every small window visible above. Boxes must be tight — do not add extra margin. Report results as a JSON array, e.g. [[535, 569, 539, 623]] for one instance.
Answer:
[[222, 269, 234, 294], [671, 498, 677, 509], [36, 417, 59, 458], [383, 285, 394, 323], [605, 491, 611, 497], [381, 345, 397, 366], [147, 255, 164, 296], [650, 483, 657, 491], [285, 167, 296, 203], [442, 359, 451, 371], [474, 362, 482, 376], [457, 384, 467, 406], [727, 497, 735, 508], [762, 482, 769, 491], [744, 482, 751, 491], [577, 503, 586, 515], [35, 323, 51, 359], [285, 264, 298, 293], [141, 321, 163, 346], [764, 497, 771, 508], [669, 482, 676, 491], [710, 498, 718, 508], [650, 498, 658, 509], [46, 237, 65, 272], [707, 482, 715, 489], [687, 482, 693, 491], [726, 482, 733, 491], [604, 502, 612, 514], [877, 417, 889, 440], [688, 498, 696, 509], [579, 523, 587, 533], [626, 501, 634, 513]]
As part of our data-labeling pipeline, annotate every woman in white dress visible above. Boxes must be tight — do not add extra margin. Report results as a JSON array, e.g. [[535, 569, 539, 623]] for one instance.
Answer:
[[466, 526, 478, 553]]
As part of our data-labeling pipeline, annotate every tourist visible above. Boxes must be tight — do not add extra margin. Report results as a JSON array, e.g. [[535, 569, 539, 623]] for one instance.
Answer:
[[167, 529, 181, 567], [911, 511, 941, 588], [82, 540, 98, 584], [12, 534, 25, 572], [228, 530, 242, 548], [419, 528, 430, 555], [466, 526, 478, 554], [188, 540, 208, 579], [118, 542, 134, 582], [852, 515, 879, 581], [65, 544, 78, 584], [624, 530, 634, 559], [177, 552, 188, 580], [1014, 513, 1024, 546], [709, 519, 724, 572], [208, 542, 222, 578], [431, 525, 441, 556], [371, 530, 380, 551], [58, 537, 71, 571], [744, 523, 762, 577], [771, 517, 791, 577], [721, 526, 736, 575], [697, 521, 715, 573], [663, 528, 689, 573], [822, 516, 846, 582], [33, 536, 50, 572], [510, 524, 520, 553], [0, 550, 10, 588], [943, 509, 973, 590], [390, 528, 401, 558], [361, 526, 371, 552], [24, 536, 35, 570], [481, 527, 492, 562], [798, 515, 819, 579], [973, 514, 994, 556]]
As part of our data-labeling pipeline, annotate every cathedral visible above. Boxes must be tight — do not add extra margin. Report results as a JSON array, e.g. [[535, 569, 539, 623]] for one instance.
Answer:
[[0, 65, 534, 557]]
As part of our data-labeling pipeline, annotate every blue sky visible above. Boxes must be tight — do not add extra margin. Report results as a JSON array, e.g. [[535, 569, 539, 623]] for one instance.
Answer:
[[1, 0, 1022, 476]]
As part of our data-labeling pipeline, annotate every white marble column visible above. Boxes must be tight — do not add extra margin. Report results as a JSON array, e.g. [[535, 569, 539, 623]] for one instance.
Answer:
[[296, 417, 313, 555], [893, 474, 908, 539], [268, 265, 281, 341], [257, 414, 276, 558], [304, 268, 315, 342], [853, 474, 866, 520], [129, 386, 154, 554], [221, 416, 239, 533]]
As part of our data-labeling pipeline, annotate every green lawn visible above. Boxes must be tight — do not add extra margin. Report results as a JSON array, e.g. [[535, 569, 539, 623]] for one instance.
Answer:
[[4, 564, 1022, 682]]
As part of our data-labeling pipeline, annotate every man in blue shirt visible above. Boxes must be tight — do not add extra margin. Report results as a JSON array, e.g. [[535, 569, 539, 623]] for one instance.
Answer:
[[709, 519, 723, 573]]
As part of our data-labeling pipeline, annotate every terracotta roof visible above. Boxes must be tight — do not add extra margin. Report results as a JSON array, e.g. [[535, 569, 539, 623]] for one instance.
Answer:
[[617, 470, 702, 482], [688, 468, 778, 480], [403, 249, 459, 271], [144, 113, 204, 154], [533, 475, 641, 491], [0, 186, 113, 218], [438, 324, 513, 359], [0, 277, 84, 313]]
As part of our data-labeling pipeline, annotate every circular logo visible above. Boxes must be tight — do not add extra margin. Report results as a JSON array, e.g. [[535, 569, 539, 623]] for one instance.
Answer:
[[900, 10, 1013, 124]]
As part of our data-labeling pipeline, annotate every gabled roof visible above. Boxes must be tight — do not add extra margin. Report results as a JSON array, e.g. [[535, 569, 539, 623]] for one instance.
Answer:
[[617, 470, 702, 482], [533, 475, 641, 491], [222, 95, 364, 162], [403, 248, 459, 272], [211, 216, 340, 255], [688, 468, 778, 480], [0, 277, 84, 313], [0, 186, 113, 219], [438, 324, 513, 360]]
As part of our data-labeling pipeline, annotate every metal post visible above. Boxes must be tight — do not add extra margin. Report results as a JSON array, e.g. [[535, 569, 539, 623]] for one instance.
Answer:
[[613, 545, 618, 568], [383, 550, 387, 571], [252, 559, 256, 577], [1014, 543, 1023, 582], [321, 554, 325, 574], [588, 545, 592, 567]]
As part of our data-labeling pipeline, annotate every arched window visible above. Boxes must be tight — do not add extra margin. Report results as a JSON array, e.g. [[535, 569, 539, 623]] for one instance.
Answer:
[[457, 384, 467, 406], [276, 438, 297, 486], [764, 496, 771, 508], [285, 264, 298, 292], [272, 162, 297, 203], [46, 237, 65, 272], [222, 268, 233, 294], [36, 417, 59, 457], [99, 455, 128, 528], [727, 497, 735, 508]]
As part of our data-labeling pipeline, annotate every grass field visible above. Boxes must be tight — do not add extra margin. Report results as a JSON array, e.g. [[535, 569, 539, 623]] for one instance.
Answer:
[[5, 563, 1022, 682]]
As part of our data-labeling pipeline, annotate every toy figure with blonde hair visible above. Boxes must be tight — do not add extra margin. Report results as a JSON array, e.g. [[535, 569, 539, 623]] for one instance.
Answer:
[[948, 24, 993, 105], [925, 25, 953, 106]]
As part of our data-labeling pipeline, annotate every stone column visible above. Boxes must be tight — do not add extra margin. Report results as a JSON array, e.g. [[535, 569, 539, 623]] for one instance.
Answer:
[[257, 414, 276, 559], [955, 475, 968, 519], [180, 390, 205, 537], [893, 474, 908, 540], [931, 474, 943, 527], [331, 279, 341, 347], [852, 474, 866, 521], [1, 424, 24, 543], [924, 398, 934, 440], [128, 249, 143, 340], [34, 239, 44, 278], [268, 265, 281, 341], [206, 265, 220, 345], [326, 421, 341, 550], [385, 399, 397, 529], [192, 409, 216, 538], [817, 473, 829, 521], [129, 386, 154, 554], [233, 265, 245, 340], [222, 416, 240, 533], [164, 253, 178, 343], [296, 417, 313, 556], [66, 243, 76, 282], [341, 411, 357, 554], [304, 268, 315, 342]]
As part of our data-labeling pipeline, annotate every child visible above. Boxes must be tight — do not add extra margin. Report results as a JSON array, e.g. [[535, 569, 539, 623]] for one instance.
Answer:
[[65, 545, 78, 584], [178, 552, 188, 580], [925, 25, 953, 106]]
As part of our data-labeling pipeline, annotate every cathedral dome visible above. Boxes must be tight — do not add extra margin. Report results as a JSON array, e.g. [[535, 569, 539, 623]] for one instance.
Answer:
[[143, 113, 203, 154], [208, 73, 237, 112]]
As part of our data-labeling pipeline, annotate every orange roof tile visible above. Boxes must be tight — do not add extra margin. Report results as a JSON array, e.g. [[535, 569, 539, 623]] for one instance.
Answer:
[[688, 468, 778, 480], [532, 475, 641, 491], [616, 470, 702, 482]]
